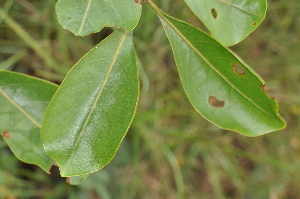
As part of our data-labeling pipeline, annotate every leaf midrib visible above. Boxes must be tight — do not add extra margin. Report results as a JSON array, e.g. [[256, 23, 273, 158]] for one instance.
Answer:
[[0, 88, 41, 127], [78, 0, 93, 35], [217, 0, 262, 17], [63, 30, 128, 172]]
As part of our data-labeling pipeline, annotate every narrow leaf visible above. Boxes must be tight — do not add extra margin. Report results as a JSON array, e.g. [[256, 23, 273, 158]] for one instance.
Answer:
[[56, 0, 142, 36], [151, 5, 285, 136], [0, 71, 57, 172], [41, 29, 139, 176], [184, 0, 267, 46]]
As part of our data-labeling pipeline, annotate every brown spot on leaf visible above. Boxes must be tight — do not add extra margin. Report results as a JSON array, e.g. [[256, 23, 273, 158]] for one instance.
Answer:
[[2, 131, 10, 138], [232, 63, 245, 75], [253, 22, 257, 25], [135, 0, 145, 4], [211, 8, 218, 19], [66, 177, 70, 184], [209, 96, 225, 108], [260, 85, 275, 99]]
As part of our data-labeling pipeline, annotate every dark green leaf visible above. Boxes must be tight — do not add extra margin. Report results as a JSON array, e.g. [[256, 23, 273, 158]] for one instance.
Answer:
[[0, 71, 57, 172], [41, 29, 139, 176], [153, 6, 285, 136], [184, 0, 267, 46], [56, 0, 142, 36]]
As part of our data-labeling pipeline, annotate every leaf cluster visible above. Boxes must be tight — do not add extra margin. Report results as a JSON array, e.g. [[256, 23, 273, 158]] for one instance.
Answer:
[[0, 0, 285, 179]]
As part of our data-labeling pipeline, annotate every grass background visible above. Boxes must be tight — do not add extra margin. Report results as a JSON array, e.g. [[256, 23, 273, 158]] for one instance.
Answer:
[[0, 0, 300, 198]]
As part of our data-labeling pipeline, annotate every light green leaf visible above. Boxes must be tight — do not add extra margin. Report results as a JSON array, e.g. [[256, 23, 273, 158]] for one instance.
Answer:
[[151, 5, 285, 136], [0, 71, 57, 172], [184, 0, 267, 46], [41, 29, 139, 177], [56, 0, 142, 36]]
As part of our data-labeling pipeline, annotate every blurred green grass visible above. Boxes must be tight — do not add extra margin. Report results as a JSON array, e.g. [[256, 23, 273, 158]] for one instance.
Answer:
[[0, 0, 300, 198]]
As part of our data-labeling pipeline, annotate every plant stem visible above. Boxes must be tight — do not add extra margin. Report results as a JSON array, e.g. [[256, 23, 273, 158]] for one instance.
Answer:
[[146, 0, 171, 26], [146, 0, 162, 15]]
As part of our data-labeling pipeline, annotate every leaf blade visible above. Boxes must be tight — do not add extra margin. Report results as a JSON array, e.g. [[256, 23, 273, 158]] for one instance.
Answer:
[[155, 8, 285, 136], [56, 0, 142, 36], [184, 0, 267, 46], [0, 71, 57, 172], [41, 29, 139, 176]]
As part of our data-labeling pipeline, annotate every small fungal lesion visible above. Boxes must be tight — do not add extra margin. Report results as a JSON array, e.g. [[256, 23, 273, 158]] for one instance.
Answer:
[[260, 85, 275, 99], [211, 8, 218, 19], [135, 0, 146, 4], [1, 131, 10, 138], [209, 96, 225, 108], [232, 63, 245, 75]]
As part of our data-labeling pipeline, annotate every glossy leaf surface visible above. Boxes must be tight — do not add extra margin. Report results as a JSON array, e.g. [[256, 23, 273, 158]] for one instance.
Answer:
[[184, 0, 266, 46], [41, 29, 139, 176], [0, 71, 57, 172], [154, 8, 285, 136], [56, 0, 141, 36]]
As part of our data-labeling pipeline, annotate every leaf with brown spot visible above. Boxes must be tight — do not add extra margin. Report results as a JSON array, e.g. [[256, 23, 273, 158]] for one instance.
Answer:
[[0, 71, 57, 172], [152, 5, 286, 136], [184, 0, 267, 46]]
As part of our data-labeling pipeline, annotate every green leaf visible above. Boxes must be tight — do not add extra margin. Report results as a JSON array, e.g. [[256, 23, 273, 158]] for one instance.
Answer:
[[184, 0, 267, 46], [56, 0, 142, 36], [41, 29, 139, 176], [151, 5, 285, 136], [0, 71, 57, 172]]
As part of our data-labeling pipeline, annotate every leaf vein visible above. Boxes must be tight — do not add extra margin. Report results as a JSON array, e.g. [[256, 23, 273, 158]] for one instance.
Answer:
[[0, 88, 41, 127], [217, 0, 261, 16], [78, 0, 93, 35]]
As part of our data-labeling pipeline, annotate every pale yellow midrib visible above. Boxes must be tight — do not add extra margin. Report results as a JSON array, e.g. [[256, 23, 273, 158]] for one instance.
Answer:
[[78, 0, 93, 35], [64, 31, 128, 172], [0, 88, 41, 128]]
